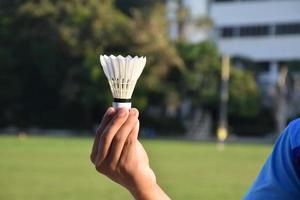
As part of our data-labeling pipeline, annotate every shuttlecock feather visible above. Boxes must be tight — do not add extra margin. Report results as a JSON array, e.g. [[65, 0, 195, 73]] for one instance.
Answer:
[[100, 55, 146, 108]]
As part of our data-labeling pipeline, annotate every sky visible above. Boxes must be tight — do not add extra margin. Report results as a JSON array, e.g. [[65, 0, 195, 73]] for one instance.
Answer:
[[185, 0, 209, 18]]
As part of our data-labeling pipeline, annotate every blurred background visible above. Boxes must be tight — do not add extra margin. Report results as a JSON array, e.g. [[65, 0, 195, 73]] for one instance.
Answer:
[[0, 0, 300, 199]]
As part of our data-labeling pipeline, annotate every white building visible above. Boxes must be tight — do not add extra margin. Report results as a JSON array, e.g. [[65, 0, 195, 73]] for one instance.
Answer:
[[210, 0, 300, 85], [167, 0, 300, 124], [167, 0, 300, 101]]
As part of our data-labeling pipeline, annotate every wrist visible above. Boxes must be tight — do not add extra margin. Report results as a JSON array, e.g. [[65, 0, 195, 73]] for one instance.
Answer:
[[130, 182, 170, 200], [130, 182, 158, 200]]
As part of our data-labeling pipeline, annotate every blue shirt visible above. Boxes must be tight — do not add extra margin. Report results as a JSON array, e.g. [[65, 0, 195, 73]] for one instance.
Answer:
[[244, 119, 300, 200]]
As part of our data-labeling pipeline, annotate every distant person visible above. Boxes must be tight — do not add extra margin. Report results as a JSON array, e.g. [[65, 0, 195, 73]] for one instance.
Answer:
[[90, 107, 300, 200]]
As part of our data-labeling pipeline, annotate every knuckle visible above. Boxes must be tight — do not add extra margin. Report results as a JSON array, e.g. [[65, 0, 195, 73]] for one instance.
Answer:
[[113, 135, 124, 143], [119, 161, 128, 173], [119, 161, 133, 175], [100, 132, 110, 143], [111, 118, 122, 126], [125, 137, 134, 145], [95, 164, 105, 174], [108, 163, 116, 172], [119, 166, 127, 174], [101, 134, 109, 144]]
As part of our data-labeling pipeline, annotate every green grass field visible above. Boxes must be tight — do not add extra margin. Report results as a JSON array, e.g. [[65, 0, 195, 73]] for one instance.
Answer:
[[0, 135, 272, 200]]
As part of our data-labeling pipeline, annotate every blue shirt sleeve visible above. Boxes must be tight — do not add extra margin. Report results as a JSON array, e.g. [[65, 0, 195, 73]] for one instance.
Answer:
[[243, 119, 300, 200]]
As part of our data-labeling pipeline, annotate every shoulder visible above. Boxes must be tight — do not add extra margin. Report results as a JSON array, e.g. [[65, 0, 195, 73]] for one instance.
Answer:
[[286, 118, 300, 149], [287, 118, 300, 135], [288, 118, 300, 128]]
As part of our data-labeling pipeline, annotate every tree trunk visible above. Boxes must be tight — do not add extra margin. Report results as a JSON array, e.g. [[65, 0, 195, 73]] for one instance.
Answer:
[[275, 66, 288, 135], [176, 0, 186, 42]]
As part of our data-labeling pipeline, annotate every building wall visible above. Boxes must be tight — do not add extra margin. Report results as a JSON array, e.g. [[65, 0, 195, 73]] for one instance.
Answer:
[[210, 0, 300, 109], [218, 35, 300, 61], [211, 0, 300, 26], [210, 0, 300, 61]]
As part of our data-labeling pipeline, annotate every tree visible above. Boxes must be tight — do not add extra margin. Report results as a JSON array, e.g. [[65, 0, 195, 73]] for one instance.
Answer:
[[0, 0, 133, 128], [175, 0, 189, 42], [274, 66, 288, 135], [177, 41, 260, 135], [0, 0, 183, 130]]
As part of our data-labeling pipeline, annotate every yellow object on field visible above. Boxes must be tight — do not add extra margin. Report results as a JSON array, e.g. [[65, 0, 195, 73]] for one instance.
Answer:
[[217, 127, 228, 142]]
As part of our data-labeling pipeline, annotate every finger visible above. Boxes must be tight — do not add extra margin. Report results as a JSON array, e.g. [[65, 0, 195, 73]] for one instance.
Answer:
[[91, 107, 116, 163], [95, 108, 129, 166], [107, 108, 139, 168], [130, 117, 139, 141], [119, 120, 140, 165], [98, 107, 117, 133]]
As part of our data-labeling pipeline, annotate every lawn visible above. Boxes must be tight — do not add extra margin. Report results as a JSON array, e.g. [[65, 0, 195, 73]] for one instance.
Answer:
[[0, 135, 272, 200]]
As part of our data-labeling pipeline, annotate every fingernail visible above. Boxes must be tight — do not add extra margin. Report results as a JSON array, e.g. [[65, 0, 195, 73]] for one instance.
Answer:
[[107, 108, 114, 115], [118, 108, 127, 117], [130, 109, 138, 117]]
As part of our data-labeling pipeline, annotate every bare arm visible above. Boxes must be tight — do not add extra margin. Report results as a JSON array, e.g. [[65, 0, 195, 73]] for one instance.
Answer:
[[90, 107, 170, 200]]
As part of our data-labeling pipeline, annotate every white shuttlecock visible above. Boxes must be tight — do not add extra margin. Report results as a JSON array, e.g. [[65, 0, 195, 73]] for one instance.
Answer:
[[100, 55, 146, 109]]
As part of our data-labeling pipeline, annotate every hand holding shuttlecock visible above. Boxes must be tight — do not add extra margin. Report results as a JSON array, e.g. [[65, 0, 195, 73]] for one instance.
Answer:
[[100, 55, 146, 109]]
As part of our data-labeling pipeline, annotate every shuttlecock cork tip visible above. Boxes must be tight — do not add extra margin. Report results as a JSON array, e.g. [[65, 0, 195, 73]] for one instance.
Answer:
[[99, 54, 146, 109]]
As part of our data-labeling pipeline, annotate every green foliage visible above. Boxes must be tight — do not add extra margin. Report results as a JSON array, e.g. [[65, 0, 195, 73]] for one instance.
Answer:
[[0, 0, 260, 133], [115, 0, 164, 16], [229, 68, 259, 117], [0, 0, 181, 128], [177, 41, 259, 117], [178, 42, 220, 110]]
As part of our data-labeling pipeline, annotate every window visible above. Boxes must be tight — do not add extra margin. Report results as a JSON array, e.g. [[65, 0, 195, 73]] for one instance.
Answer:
[[256, 62, 270, 73], [219, 23, 300, 38], [220, 27, 235, 38], [240, 25, 270, 37], [276, 23, 300, 35]]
